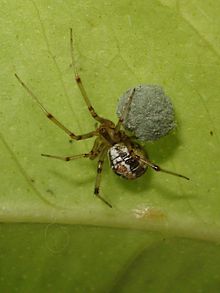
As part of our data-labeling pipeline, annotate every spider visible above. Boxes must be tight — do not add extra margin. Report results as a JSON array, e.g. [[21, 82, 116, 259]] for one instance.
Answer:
[[15, 28, 189, 208]]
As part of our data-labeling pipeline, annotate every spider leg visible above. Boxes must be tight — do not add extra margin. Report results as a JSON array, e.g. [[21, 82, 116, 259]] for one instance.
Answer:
[[41, 151, 97, 161], [15, 73, 96, 141], [140, 157, 190, 180], [41, 138, 103, 161], [94, 148, 112, 208], [70, 28, 106, 124], [115, 88, 136, 130]]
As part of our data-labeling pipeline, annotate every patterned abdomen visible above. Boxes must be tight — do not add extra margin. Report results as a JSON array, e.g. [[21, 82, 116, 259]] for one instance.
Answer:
[[108, 143, 147, 180]]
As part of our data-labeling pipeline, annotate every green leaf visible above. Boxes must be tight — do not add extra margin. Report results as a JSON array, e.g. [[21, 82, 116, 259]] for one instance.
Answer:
[[1, 1, 220, 292]]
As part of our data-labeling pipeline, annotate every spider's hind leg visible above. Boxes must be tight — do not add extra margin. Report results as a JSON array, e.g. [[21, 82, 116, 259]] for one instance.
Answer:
[[140, 157, 190, 180]]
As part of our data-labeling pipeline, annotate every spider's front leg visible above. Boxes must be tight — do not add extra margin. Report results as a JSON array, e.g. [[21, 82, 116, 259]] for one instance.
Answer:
[[115, 87, 136, 130], [94, 148, 112, 208], [70, 28, 106, 124], [15, 74, 97, 141]]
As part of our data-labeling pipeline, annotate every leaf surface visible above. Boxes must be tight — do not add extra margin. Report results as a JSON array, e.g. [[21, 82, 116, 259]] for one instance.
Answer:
[[0, 1, 220, 292]]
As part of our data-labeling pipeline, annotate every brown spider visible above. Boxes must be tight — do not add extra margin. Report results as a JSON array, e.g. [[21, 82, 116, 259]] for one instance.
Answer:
[[15, 28, 189, 208]]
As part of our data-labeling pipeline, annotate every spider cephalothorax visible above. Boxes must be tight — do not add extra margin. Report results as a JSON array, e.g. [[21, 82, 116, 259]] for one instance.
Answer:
[[15, 28, 189, 208]]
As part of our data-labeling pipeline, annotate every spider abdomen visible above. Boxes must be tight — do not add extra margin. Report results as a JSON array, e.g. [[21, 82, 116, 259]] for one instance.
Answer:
[[108, 143, 147, 180]]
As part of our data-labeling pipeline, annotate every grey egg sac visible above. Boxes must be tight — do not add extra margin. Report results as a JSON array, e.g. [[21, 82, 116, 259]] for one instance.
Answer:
[[117, 85, 176, 141]]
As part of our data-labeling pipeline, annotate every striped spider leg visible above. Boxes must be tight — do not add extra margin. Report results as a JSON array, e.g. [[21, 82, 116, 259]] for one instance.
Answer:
[[14, 73, 97, 142], [94, 146, 112, 208], [70, 28, 106, 124], [115, 87, 136, 131]]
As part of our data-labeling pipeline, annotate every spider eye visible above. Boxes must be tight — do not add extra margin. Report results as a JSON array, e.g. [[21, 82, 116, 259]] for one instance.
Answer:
[[100, 128, 106, 133]]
